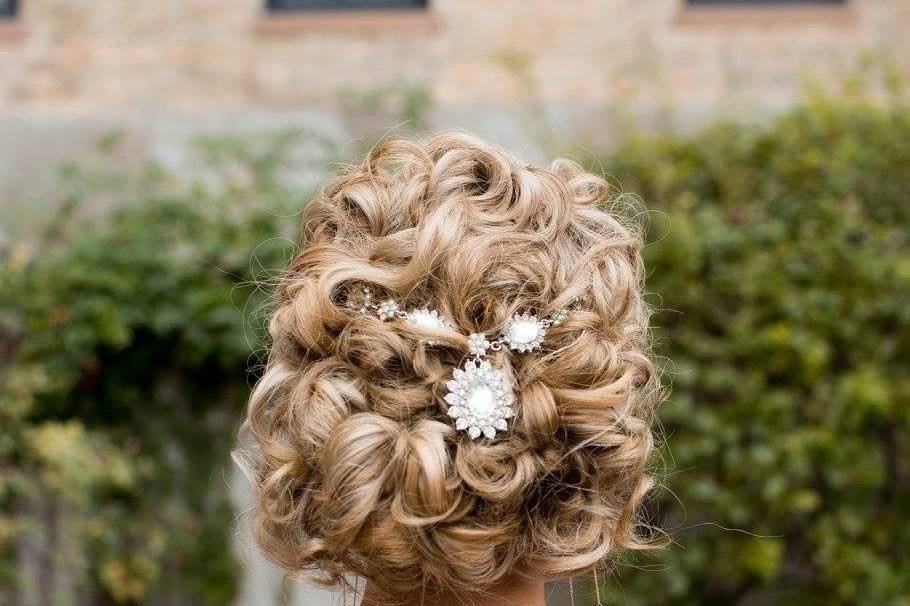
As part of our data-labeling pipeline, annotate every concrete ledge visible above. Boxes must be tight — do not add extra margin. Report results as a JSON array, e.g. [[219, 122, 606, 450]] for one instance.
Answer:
[[675, 4, 858, 28], [256, 9, 438, 35]]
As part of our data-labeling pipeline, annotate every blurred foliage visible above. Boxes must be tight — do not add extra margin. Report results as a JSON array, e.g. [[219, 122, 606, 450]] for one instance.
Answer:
[[0, 133, 310, 604], [337, 80, 435, 135], [599, 93, 910, 604]]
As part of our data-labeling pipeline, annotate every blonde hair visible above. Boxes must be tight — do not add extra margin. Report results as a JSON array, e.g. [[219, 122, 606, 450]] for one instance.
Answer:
[[241, 132, 659, 601]]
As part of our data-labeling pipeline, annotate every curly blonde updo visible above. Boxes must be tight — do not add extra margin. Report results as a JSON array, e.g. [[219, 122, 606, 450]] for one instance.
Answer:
[[243, 132, 659, 601]]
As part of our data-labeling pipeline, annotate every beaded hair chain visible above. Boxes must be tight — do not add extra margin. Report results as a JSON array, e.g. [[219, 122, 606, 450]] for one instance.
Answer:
[[354, 287, 571, 440]]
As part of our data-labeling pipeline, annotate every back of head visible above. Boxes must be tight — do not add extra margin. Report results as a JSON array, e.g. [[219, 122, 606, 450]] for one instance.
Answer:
[[242, 132, 658, 602]]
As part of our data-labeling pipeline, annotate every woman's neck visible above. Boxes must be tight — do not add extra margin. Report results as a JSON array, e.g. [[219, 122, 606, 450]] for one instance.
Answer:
[[361, 575, 547, 606]]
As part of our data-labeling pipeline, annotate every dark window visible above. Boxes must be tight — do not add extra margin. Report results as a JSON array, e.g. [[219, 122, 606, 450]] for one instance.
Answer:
[[688, 0, 844, 4], [1, 0, 17, 18], [266, 0, 426, 11]]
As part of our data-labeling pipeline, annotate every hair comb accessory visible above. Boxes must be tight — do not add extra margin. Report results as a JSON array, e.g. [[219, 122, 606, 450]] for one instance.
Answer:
[[355, 287, 571, 440]]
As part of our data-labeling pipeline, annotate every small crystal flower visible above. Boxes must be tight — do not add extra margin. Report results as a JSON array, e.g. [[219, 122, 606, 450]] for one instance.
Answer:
[[467, 332, 491, 357], [405, 308, 456, 345], [444, 359, 514, 440], [377, 299, 400, 320], [550, 309, 569, 326], [503, 312, 547, 353]]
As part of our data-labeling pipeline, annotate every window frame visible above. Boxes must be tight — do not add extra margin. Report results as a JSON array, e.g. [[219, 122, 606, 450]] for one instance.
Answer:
[[677, 0, 855, 27], [0, 0, 17, 18], [265, 0, 427, 12], [686, 0, 845, 4]]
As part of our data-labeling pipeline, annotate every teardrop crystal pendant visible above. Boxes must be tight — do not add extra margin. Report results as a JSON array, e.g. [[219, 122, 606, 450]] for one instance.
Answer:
[[405, 308, 456, 344], [444, 359, 514, 440]]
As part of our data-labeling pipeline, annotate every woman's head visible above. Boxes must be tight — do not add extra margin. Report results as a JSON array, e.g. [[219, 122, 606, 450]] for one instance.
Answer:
[[242, 132, 658, 601]]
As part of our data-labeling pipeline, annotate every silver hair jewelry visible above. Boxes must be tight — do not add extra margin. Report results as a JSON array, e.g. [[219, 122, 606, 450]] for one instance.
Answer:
[[354, 287, 571, 440]]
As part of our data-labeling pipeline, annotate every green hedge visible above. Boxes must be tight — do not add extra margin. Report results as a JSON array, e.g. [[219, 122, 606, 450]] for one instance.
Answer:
[[0, 134, 307, 604], [601, 95, 910, 604], [1, 98, 908, 604]]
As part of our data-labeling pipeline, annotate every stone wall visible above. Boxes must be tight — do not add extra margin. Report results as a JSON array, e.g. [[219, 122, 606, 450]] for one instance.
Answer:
[[2, 0, 908, 112], [1, 0, 908, 210]]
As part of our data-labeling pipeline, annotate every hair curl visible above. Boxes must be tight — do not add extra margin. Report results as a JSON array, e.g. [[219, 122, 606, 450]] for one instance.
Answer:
[[241, 132, 659, 602]]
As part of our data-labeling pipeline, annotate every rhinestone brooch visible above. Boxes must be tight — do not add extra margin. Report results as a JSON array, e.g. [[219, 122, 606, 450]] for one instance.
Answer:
[[444, 359, 514, 440]]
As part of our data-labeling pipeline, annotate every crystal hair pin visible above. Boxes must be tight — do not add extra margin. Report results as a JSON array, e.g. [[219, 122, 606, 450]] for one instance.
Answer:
[[355, 287, 570, 440]]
